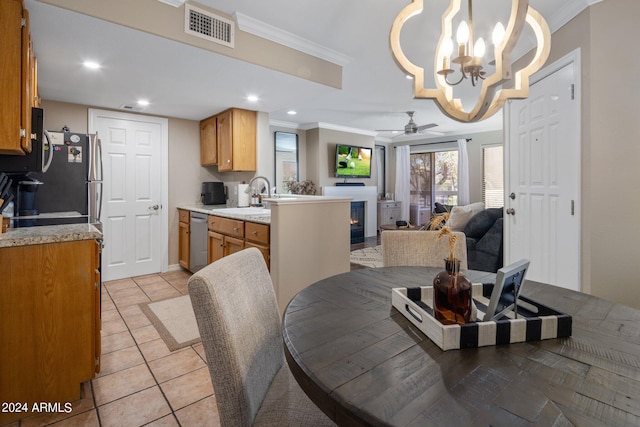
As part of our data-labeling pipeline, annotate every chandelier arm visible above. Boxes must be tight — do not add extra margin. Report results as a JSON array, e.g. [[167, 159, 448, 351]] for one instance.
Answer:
[[445, 72, 465, 86]]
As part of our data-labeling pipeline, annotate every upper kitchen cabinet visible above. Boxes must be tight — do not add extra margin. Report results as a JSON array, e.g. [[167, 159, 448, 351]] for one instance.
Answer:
[[200, 115, 217, 166], [0, 0, 38, 155], [216, 108, 257, 172]]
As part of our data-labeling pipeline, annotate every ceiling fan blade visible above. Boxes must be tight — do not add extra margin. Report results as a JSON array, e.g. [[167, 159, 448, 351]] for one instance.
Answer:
[[416, 123, 438, 131]]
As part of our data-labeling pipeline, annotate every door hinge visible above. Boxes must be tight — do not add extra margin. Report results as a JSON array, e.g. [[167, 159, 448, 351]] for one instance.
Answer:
[[570, 84, 575, 100], [571, 200, 575, 216], [21, 18, 26, 27]]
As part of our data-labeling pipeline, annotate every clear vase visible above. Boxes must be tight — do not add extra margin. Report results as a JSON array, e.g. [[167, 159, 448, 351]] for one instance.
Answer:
[[433, 258, 472, 325]]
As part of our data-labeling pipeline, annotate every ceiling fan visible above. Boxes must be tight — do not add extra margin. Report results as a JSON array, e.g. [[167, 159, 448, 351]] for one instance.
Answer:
[[376, 111, 438, 135]]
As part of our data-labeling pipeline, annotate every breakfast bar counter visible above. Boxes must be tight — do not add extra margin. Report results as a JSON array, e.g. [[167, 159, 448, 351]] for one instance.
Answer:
[[0, 223, 102, 248]]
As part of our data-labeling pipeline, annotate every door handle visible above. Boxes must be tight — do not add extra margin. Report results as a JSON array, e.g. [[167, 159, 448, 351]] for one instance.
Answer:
[[509, 192, 516, 200], [506, 208, 515, 215], [149, 204, 161, 211]]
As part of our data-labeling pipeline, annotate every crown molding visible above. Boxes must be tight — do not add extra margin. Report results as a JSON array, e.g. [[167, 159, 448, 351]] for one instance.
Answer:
[[233, 12, 351, 66], [299, 122, 378, 137], [546, 0, 603, 34], [269, 120, 302, 129], [156, 0, 185, 7]]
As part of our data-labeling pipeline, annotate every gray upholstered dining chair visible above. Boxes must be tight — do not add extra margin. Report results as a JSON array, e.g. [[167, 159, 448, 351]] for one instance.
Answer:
[[381, 230, 468, 269], [187, 247, 335, 427]]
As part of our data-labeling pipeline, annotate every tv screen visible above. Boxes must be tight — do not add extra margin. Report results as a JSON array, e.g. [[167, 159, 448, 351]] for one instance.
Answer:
[[335, 144, 372, 178]]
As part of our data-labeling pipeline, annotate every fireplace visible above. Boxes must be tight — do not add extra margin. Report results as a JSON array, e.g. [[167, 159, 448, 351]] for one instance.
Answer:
[[350, 201, 365, 244]]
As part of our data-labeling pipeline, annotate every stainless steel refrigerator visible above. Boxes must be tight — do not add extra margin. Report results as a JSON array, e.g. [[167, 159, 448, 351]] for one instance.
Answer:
[[20, 131, 103, 229]]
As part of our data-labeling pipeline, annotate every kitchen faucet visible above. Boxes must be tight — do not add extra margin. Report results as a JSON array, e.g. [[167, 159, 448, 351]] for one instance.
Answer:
[[246, 176, 272, 199]]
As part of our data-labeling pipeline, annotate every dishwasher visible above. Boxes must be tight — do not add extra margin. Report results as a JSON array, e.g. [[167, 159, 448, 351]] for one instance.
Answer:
[[189, 212, 208, 272]]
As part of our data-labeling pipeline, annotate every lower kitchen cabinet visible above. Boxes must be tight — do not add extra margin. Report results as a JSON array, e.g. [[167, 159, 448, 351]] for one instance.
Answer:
[[0, 239, 100, 425], [178, 208, 190, 270], [245, 221, 270, 269]]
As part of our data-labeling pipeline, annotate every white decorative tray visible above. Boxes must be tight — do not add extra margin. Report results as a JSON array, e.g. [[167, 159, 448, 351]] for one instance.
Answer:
[[391, 283, 572, 351]]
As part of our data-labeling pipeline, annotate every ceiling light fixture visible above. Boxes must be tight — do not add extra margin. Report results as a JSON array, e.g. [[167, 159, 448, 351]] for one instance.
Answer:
[[247, 95, 259, 102], [137, 99, 150, 107], [287, 110, 297, 115], [82, 61, 101, 70], [390, 0, 551, 122]]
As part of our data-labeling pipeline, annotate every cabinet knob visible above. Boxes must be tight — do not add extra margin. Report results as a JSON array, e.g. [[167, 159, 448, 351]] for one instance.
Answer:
[[252, 231, 258, 235]]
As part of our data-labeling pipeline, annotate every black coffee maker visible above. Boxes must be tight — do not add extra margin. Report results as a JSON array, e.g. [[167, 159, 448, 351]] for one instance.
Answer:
[[201, 182, 226, 205]]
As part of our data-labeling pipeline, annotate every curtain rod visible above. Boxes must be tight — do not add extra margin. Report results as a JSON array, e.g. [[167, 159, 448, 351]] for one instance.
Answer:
[[394, 138, 471, 148]]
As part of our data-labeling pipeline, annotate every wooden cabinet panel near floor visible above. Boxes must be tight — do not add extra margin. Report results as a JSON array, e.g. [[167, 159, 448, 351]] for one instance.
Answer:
[[0, 239, 100, 425], [178, 209, 190, 270]]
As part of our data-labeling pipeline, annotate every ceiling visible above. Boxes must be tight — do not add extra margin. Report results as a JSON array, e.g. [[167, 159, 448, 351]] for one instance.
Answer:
[[25, 0, 598, 141]]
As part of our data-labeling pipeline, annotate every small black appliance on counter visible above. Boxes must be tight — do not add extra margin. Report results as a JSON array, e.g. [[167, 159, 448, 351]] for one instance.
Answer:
[[201, 182, 226, 205]]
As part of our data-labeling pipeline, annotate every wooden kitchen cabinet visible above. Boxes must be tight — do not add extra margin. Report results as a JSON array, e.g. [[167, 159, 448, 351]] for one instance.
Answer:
[[245, 221, 270, 269], [0, 0, 36, 155], [178, 209, 190, 270], [216, 108, 257, 172], [200, 115, 217, 166], [0, 239, 100, 425]]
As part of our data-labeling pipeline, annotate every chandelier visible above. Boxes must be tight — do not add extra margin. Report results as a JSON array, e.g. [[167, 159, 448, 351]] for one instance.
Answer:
[[390, 0, 551, 122]]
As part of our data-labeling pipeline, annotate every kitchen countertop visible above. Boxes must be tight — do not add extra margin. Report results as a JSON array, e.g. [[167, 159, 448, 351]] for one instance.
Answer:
[[177, 204, 271, 225], [0, 223, 102, 248]]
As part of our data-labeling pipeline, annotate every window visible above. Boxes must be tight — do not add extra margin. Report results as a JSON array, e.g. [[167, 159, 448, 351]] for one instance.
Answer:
[[482, 145, 504, 208], [274, 132, 298, 193], [410, 150, 459, 211]]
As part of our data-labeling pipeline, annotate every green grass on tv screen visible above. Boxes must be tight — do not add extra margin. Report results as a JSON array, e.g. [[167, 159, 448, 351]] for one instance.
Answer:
[[336, 146, 371, 177]]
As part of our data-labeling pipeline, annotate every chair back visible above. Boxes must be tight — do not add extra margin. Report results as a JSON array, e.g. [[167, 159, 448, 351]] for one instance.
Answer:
[[382, 230, 468, 269], [188, 248, 283, 427]]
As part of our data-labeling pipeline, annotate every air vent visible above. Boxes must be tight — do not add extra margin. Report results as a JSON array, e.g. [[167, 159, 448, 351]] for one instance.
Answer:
[[119, 104, 144, 112], [185, 4, 235, 48]]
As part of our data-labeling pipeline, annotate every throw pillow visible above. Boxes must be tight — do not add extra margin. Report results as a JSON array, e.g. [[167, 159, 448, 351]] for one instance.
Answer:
[[446, 202, 485, 231]]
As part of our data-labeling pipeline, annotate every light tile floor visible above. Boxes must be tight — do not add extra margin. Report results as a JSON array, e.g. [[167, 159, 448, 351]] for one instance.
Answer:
[[11, 269, 221, 427]]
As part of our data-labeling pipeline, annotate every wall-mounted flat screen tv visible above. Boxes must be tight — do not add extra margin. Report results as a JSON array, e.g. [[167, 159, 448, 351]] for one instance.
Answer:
[[335, 144, 372, 178]]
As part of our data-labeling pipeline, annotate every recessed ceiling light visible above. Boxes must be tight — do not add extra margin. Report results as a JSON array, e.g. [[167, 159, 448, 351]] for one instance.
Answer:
[[405, 75, 413, 80], [83, 61, 101, 70], [247, 95, 259, 102], [287, 110, 297, 115], [137, 99, 150, 107]]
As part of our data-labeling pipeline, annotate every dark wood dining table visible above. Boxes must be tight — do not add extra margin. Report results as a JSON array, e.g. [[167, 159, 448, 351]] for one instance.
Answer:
[[282, 266, 640, 426]]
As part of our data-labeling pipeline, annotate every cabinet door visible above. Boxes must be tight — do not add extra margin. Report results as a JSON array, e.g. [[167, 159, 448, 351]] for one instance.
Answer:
[[217, 109, 233, 172], [0, 0, 25, 155], [208, 230, 224, 264], [178, 221, 190, 270], [0, 240, 96, 425], [20, 8, 32, 153], [225, 235, 245, 257], [200, 115, 217, 166], [94, 240, 102, 374], [229, 108, 256, 171]]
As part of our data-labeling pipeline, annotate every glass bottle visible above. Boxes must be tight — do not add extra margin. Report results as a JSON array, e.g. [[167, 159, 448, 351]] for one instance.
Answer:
[[433, 258, 472, 325]]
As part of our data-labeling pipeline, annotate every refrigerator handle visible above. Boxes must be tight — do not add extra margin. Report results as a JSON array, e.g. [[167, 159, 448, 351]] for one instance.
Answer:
[[42, 130, 54, 173], [97, 182, 103, 223], [89, 132, 103, 182]]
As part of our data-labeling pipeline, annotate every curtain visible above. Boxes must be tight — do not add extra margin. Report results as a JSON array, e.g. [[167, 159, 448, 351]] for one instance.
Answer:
[[395, 145, 410, 221], [376, 146, 384, 197], [457, 138, 470, 205]]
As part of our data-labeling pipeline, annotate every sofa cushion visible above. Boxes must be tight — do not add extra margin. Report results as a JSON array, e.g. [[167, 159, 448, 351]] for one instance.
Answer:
[[446, 202, 484, 231], [463, 208, 503, 239]]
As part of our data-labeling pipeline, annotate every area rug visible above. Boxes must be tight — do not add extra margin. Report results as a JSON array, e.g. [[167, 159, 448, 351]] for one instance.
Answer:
[[350, 245, 383, 268], [140, 295, 200, 351]]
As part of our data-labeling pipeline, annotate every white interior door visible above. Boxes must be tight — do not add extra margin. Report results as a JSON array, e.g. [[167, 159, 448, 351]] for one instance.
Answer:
[[504, 52, 581, 291], [89, 110, 168, 281]]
